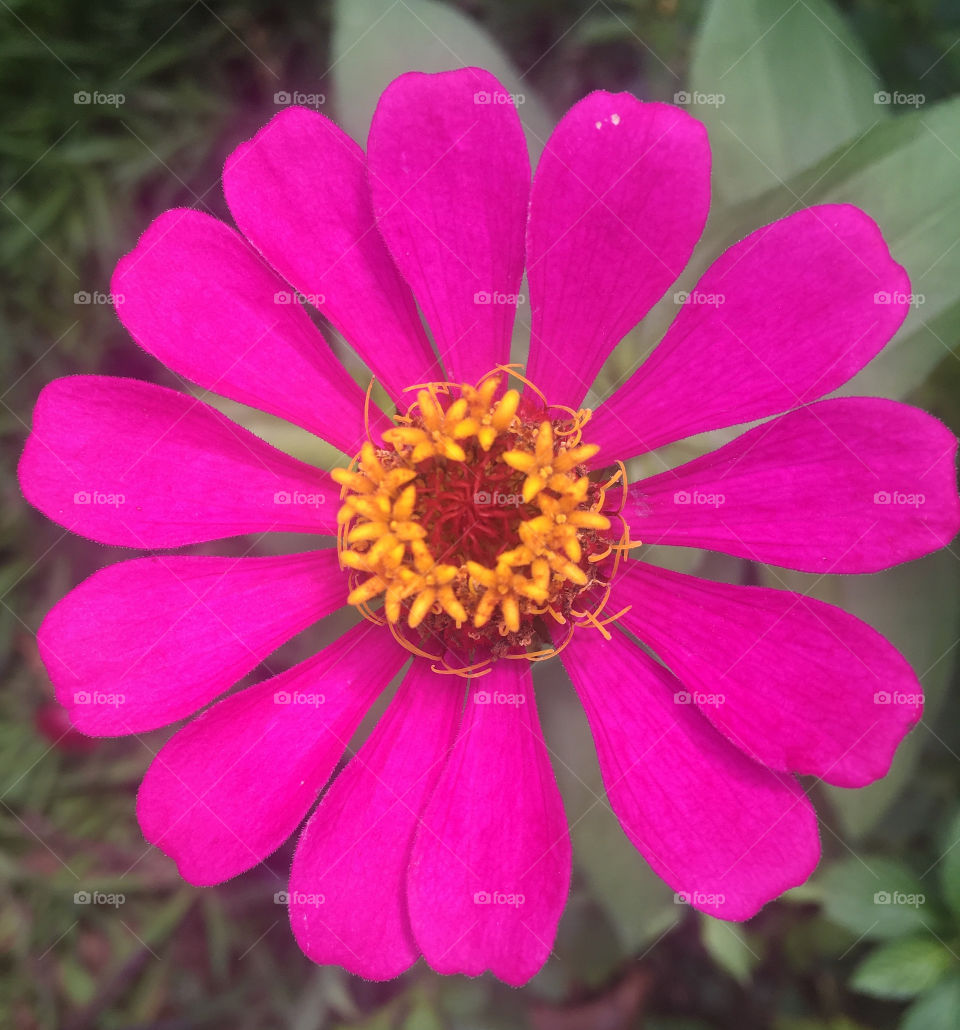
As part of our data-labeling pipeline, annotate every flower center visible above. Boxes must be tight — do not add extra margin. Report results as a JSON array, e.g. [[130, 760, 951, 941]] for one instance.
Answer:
[[332, 370, 629, 674]]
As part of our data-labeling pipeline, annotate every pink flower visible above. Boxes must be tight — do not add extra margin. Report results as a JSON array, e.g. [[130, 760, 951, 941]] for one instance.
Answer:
[[18, 67, 960, 986]]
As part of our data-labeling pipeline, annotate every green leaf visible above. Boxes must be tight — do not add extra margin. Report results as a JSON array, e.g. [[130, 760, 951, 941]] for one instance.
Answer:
[[938, 807, 960, 921], [137, 890, 195, 950], [302, 967, 356, 1030], [850, 936, 953, 1000], [700, 914, 760, 983], [126, 953, 171, 1024], [901, 974, 960, 1030], [201, 894, 231, 983], [818, 856, 931, 940], [729, 96, 960, 400], [548, 890, 628, 992], [331, 0, 554, 159], [762, 550, 960, 839], [615, 95, 960, 406], [689, 0, 883, 204], [59, 955, 97, 1007], [401, 997, 444, 1030], [775, 1019, 868, 1030], [538, 673, 678, 953]]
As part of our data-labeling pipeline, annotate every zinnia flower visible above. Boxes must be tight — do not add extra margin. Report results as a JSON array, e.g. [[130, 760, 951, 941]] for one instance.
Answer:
[[19, 67, 960, 986]]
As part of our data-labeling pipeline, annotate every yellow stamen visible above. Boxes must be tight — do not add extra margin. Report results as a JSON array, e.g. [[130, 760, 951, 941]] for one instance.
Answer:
[[334, 368, 625, 667]]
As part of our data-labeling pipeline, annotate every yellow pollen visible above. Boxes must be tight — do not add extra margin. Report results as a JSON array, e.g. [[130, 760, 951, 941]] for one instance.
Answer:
[[334, 368, 628, 671]]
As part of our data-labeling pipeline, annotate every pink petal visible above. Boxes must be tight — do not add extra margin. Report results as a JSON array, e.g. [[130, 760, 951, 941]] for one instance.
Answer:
[[289, 658, 462, 980], [609, 562, 922, 788], [223, 108, 441, 404], [561, 627, 820, 919], [18, 376, 339, 547], [623, 397, 960, 573], [526, 94, 710, 406], [111, 208, 387, 454], [407, 665, 570, 986], [136, 621, 406, 886], [589, 205, 911, 462], [368, 68, 529, 385], [41, 551, 345, 736]]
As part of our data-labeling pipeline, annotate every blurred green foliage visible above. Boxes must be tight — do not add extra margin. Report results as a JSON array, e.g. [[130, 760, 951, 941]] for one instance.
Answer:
[[2, 0, 960, 1027]]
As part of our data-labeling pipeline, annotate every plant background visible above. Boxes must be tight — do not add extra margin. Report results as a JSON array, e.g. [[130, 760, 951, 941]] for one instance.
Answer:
[[3, 0, 960, 1027]]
